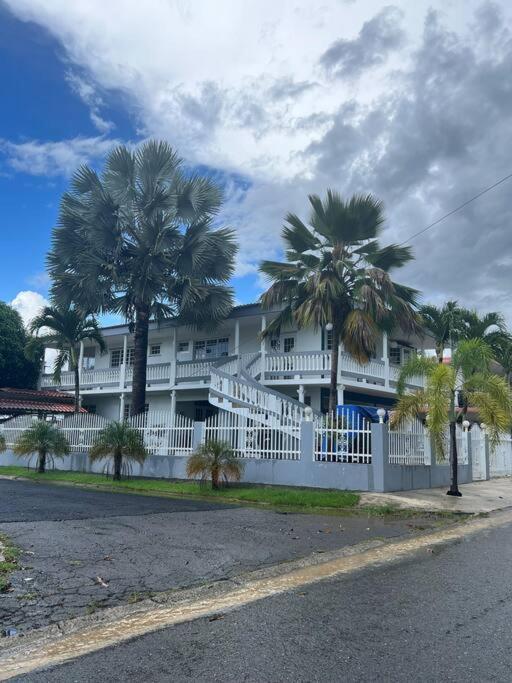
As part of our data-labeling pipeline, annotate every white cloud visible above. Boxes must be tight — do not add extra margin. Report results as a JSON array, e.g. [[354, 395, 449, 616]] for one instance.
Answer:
[[0, 135, 119, 176], [4, 0, 512, 321], [10, 290, 47, 327], [66, 71, 115, 133]]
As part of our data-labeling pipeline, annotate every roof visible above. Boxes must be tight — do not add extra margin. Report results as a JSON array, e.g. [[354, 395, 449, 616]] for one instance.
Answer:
[[0, 388, 87, 415]]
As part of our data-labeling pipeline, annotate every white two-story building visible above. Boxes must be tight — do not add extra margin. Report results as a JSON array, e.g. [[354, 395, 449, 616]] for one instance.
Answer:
[[40, 303, 428, 421]]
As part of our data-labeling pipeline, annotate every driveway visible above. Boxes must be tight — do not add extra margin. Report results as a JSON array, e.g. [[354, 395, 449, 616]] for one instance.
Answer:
[[0, 479, 445, 633]]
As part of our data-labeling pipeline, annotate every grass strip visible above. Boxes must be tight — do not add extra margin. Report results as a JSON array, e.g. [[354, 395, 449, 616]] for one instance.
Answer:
[[0, 465, 360, 510]]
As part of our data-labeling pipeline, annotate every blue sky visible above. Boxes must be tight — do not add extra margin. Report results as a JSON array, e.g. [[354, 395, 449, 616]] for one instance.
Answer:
[[1, 1, 512, 325]]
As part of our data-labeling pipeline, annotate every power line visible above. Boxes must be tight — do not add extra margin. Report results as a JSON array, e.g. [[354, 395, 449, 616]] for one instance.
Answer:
[[400, 171, 512, 246]]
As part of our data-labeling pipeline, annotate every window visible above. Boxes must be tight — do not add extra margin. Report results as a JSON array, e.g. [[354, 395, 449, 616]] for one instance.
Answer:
[[389, 343, 415, 366], [83, 404, 96, 414], [110, 348, 134, 367], [324, 329, 333, 351], [283, 337, 295, 353], [193, 337, 229, 359], [149, 344, 161, 356], [178, 341, 189, 353], [271, 336, 295, 353], [82, 347, 96, 370]]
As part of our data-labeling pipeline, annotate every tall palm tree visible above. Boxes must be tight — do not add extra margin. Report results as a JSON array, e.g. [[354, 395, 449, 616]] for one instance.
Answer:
[[494, 337, 512, 387], [89, 421, 147, 481], [0, 432, 5, 453], [460, 309, 508, 355], [259, 191, 420, 412], [48, 141, 237, 416], [28, 307, 105, 412], [186, 440, 244, 489], [13, 420, 70, 473], [392, 339, 512, 497], [419, 301, 466, 362]]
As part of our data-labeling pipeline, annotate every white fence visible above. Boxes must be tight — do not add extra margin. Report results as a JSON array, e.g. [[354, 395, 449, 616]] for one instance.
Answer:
[[490, 434, 512, 477], [314, 410, 372, 464], [388, 418, 428, 466], [0, 415, 38, 446], [204, 410, 301, 460], [128, 411, 194, 456], [59, 413, 110, 451]]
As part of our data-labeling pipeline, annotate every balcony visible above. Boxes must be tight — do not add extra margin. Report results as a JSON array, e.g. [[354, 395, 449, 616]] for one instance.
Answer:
[[40, 350, 423, 392]]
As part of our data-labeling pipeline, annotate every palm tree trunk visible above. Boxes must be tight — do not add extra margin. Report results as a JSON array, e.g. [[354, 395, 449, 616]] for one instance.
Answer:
[[212, 465, 219, 490], [113, 451, 122, 481], [329, 326, 340, 414], [38, 450, 46, 474], [447, 420, 461, 496], [73, 363, 81, 413], [131, 304, 150, 417]]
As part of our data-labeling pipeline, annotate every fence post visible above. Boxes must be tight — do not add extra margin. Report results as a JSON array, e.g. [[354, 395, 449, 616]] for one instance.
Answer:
[[193, 421, 205, 451], [481, 426, 491, 481], [300, 419, 314, 462], [371, 422, 391, 492]]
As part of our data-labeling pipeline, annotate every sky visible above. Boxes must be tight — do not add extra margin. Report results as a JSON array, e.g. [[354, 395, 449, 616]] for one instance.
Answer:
[[1, 0, 512, 327]]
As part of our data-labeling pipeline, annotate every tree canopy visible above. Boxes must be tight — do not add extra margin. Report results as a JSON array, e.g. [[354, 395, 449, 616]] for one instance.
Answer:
[[0, 301, 41, 389]]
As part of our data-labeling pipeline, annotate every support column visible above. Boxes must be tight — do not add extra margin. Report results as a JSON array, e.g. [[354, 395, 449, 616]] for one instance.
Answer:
[[170, 389, 176, 423], [260, 315, 267, 380], [336, 383, 345, 406], [235, 319, 240, 372], [297, 384, 305, 404], [371, 422, 391, 492], [169, 327, 177, 386], [119, 392, 126, 420], [382, 332, 390, 388], [120, 334, 128, 389]]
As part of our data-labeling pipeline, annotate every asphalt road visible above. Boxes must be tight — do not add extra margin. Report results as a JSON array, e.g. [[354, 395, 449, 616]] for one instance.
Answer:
[[15, 514, 512, 682], [0, 479, 437, 633]]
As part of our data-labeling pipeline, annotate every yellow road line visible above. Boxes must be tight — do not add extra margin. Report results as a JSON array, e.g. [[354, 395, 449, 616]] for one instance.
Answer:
[[1, 509, 511, 680]]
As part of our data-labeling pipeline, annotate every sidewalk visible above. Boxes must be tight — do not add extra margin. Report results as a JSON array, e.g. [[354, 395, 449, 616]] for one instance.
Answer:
[[360, 477, 512, 514]]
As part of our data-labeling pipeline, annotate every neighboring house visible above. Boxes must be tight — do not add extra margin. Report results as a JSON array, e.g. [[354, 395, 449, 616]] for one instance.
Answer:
[[40, 303, 430, 420]]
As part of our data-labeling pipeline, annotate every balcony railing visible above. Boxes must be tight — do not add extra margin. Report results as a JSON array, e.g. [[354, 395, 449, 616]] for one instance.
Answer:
[[40, 350, 423, 390]]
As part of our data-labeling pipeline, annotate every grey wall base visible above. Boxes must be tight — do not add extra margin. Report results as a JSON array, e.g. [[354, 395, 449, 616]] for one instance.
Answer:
[[0, 422, 475, 492]]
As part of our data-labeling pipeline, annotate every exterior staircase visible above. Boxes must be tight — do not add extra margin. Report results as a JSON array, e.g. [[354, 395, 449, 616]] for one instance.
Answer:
[[208, 352, 318, 429]]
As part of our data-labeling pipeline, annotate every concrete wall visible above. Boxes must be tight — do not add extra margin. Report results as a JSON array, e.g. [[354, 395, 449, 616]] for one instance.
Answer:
[[0, 422, 477, 493]]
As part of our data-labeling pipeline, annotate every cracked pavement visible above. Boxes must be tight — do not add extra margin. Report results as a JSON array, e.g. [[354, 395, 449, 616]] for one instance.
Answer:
[[0, 479, 446, 633]]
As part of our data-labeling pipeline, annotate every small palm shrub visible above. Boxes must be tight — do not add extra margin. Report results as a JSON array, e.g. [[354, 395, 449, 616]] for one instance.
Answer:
[[186, 440, 244, 489], [13, 421, 70, 473], [0, 433, 5, 453], [89, 421, 147, 481]]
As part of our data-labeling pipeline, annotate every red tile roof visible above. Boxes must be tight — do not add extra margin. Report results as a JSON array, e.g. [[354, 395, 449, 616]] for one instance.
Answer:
[[0, 388, 87, 415]]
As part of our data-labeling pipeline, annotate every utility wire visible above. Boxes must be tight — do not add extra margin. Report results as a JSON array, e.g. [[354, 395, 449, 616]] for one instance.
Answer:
[[400, 171, 512, 246]]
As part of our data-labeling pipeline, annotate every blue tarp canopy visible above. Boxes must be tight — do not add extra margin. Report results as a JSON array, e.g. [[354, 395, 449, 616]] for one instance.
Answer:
[[336, 404, 387, 423]]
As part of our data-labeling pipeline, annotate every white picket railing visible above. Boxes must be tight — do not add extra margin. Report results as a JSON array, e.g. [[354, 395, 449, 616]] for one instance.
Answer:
[[265, 351, 331, 377], [388, 418, 428, 465], [81, 367, 121, 386], [490, 434, 512, 477], [128, 411, 194, 456], [40, 371, 75, 388], [314, 409, 372, 464], [204, 410, 300, 460], [59, 413, 111, 452], [175, 359, 216, 380], [210, 368, 306, 424], [0, 415, 39, 446], [339, 353, 385, 380]]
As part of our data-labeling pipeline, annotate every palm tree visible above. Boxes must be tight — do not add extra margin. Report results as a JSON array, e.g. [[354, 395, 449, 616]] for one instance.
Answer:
[[419, 301, 466, 362], [460, 309, 509, 355], [392, 339, 512, 497], [48, 140, 237, 416], [13, 420, 70, 473], [89, 421, 147, 481], [494, 337, 512, 387], [0, 433, 5, 453], [27, 307, 105, 412], [186, 440, 244, 489], [259, 191, 420, 412]]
